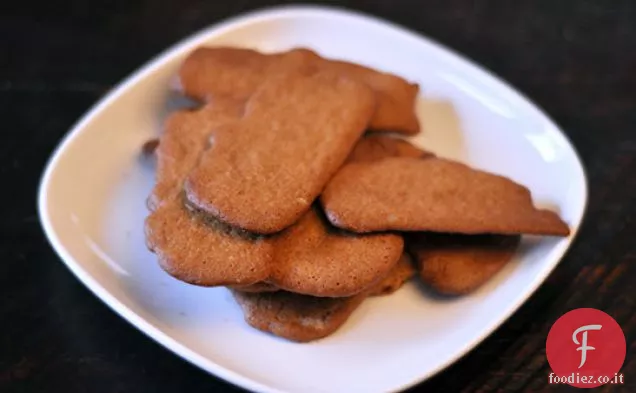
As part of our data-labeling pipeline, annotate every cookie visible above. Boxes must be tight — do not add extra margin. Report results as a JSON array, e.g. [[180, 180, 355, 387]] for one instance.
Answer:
[[321, 157, 570, 236], [178, 47, 420, 135], [231, 289, 366, 342], [369, 253, 416, 296], [231, 254, 416, 342], [184, 70, 375, 234], [407, 233, 521, 295], [268, 205, 403, 297], [147, 98, 244, 211], [145, 197, 274, 286]]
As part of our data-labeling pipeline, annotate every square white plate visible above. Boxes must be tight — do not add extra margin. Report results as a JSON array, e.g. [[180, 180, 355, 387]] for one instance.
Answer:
[[38, 5, 587, 393]]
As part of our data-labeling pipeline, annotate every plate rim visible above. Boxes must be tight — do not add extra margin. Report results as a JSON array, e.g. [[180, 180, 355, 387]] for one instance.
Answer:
[[37, 5, 589, 393]]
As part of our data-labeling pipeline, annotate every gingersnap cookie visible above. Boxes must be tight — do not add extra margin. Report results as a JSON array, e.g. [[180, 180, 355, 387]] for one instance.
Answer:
[[178, 46, 420, 135], [231, 289, 367, 342], [184, 70, 375, 234], [145, 198, 274, 286], [268, 205, 404, 297], [231, 253, 417, 342], [321, 157, 570, 236], [407, 233, 521, 295], [147, 98, 244, 211]]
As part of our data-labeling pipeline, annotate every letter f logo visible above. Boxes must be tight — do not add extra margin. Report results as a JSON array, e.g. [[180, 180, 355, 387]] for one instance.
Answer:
[[572, 324, 602, 368]]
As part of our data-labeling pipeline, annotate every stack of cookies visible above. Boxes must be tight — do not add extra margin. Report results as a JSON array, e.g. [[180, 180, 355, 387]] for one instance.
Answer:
[[143, 47, 570, 342]]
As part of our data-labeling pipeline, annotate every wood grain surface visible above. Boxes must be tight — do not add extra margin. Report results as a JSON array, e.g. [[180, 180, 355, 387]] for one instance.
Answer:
[[1, 0, 634, 392]]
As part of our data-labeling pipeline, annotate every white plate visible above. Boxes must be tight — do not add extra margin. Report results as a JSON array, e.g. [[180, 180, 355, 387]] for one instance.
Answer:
[[38, 5, 587, 393]]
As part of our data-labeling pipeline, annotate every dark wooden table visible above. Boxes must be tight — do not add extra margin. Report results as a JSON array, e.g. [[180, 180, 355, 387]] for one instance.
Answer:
[[1, 0, 634, 392]]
